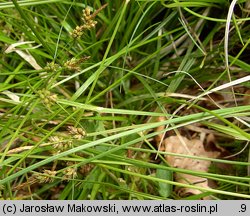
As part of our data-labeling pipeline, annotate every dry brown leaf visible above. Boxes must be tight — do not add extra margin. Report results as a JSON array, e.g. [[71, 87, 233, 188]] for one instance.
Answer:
[[5, 41, 42, 70], [154, 116, 167, 143], [161, 136, 220, 199], [243, 89, 250, 105]]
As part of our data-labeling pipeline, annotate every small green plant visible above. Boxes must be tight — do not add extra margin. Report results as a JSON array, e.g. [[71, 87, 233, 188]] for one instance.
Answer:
[[0, 0, 249, 200]]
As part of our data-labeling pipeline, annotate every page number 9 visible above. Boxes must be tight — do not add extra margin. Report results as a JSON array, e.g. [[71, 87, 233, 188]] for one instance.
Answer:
[[240, 204, 246, 212]]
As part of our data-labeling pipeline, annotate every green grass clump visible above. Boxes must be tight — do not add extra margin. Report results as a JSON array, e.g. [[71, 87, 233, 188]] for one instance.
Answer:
[[0, 0, 249, 200]]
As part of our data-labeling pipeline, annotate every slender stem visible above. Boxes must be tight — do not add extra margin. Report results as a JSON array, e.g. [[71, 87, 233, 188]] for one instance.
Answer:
[[11, 0, 54, 57]]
